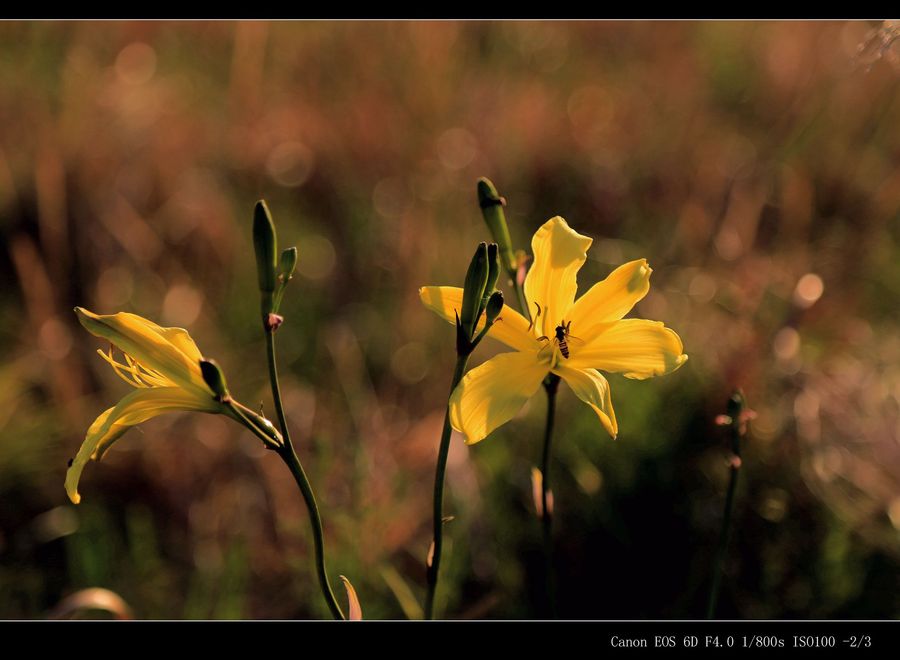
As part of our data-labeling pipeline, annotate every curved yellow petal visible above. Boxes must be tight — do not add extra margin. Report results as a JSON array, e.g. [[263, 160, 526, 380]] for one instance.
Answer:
[[567, 319, 688, 380], [552, 365, 618, 439], [524, 217, 593, 338], [449, 352, 549, 445], [154, 327, 203, 364], [75, 308, 208, 393], [65, 386, 222, 504], [567, 259, 653, 340], [418, 286, 539, 352]]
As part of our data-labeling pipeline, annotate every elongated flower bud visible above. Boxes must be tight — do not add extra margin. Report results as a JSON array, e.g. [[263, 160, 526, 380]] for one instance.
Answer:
[[279, 246, 298, 282], [253, 200, 278, 295], [460, 242, 489, 338], [483, 243, 500, 301], [477, 178, 516, 274], [272, 247, 299, 315], [199, 358, 230, 402], [480, 243, 500, 315]]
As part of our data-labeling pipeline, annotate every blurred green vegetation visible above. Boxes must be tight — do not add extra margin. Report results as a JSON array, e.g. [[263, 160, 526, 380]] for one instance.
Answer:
[[0, 21, 899, 619]]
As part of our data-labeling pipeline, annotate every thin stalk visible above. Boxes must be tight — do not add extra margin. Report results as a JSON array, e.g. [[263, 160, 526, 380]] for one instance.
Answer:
[[226, 401, 281, 451], [540, 373, 560, 618], [424, 354, 470, 620], [706, 414, 743, 619], [228, 403, 281, 450], [512, 277, 530, 321], [265, 329, 345, 620]]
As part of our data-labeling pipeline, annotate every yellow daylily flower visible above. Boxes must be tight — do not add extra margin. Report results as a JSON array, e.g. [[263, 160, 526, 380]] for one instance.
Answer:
[[420, 216, 688, 445], [66, 307, 246, 504]]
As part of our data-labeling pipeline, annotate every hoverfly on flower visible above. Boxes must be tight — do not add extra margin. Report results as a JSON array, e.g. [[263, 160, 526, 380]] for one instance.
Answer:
[[420, 216, 687, 445]]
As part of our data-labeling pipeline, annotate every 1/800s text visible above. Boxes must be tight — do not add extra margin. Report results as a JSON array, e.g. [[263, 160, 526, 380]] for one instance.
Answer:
[[609, 635, 871, 649]]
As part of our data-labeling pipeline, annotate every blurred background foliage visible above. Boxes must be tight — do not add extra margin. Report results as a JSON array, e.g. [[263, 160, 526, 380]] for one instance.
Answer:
[[0, 20, 898, 619]]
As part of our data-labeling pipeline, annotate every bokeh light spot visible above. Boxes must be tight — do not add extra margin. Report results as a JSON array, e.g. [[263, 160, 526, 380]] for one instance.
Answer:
[[773, 327, 800, 361], [714, 227, 743, 261], [373, 178, 410, 218], [688, 272, 717, 303], [296, 234, 335, 280], [391, 342, 430, 385], [115, 42, 157, 85], [194, 414, 229, 451], [161, 284, 203, 327], [758, 488, 789, 523], [266, 141, 314, 187], [436, 128, 477, 171], [38, 317, 73, 361], [574, 463, 603, 495], [794, 273, 824, 308]]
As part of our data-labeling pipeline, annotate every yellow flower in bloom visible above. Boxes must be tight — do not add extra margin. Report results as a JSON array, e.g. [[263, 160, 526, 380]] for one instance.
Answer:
[[66, 308, 245, 504], [420, 217, 688, 445]]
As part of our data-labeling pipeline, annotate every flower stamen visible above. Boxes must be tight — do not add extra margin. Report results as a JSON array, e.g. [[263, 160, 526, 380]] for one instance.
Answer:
[[97, 346, 174, 389], [123, 353, 170, 388], [97, 347, 146, 388], [527, 301, 543, 333]]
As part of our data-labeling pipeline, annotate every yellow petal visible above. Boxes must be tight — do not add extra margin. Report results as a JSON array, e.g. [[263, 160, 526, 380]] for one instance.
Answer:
[[567, 319, 688, 380], [449, 352, 549, 445], [75, 308, 208, 394], [65, 386, 222, 504], [567, 259, 653, 339], [524, 217, 593, 338], [553, 364, 618, 438], [154, 327, 203, 364], [418, 286, 539, 352]]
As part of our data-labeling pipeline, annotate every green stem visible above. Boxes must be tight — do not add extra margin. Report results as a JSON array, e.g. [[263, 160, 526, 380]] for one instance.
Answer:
[[511, 276, 530, 321], [228, 402, 281, 450], [226, 401, 281, 450], [540, 373, 560, 618], [706, 422, 742, 619], [265, 329, 345, 620], [424, 353, 470, 620]]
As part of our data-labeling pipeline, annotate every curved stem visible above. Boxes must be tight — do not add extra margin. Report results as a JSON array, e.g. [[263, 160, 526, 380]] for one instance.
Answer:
[[540, 373, 560, 618], [265, 329, 345, 620], [424, 354, 470, 620], [226, 401, 281, 450], [265, 332, 292, 448], [512, 278, 530, 321], [280, 440, 345, 620], [504, 269, 530, 322]]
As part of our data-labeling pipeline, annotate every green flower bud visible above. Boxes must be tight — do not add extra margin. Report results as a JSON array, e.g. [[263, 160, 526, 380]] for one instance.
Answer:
[[199, 358, 230, 402], [279, 246, 298, 282], [455, 309, 470, 356], [460, 242, 489, 339], [483, 243, 500, 300], [477, 178, 516, 274], [485, 290, 504, 325], [253, 200, 278, 295]]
